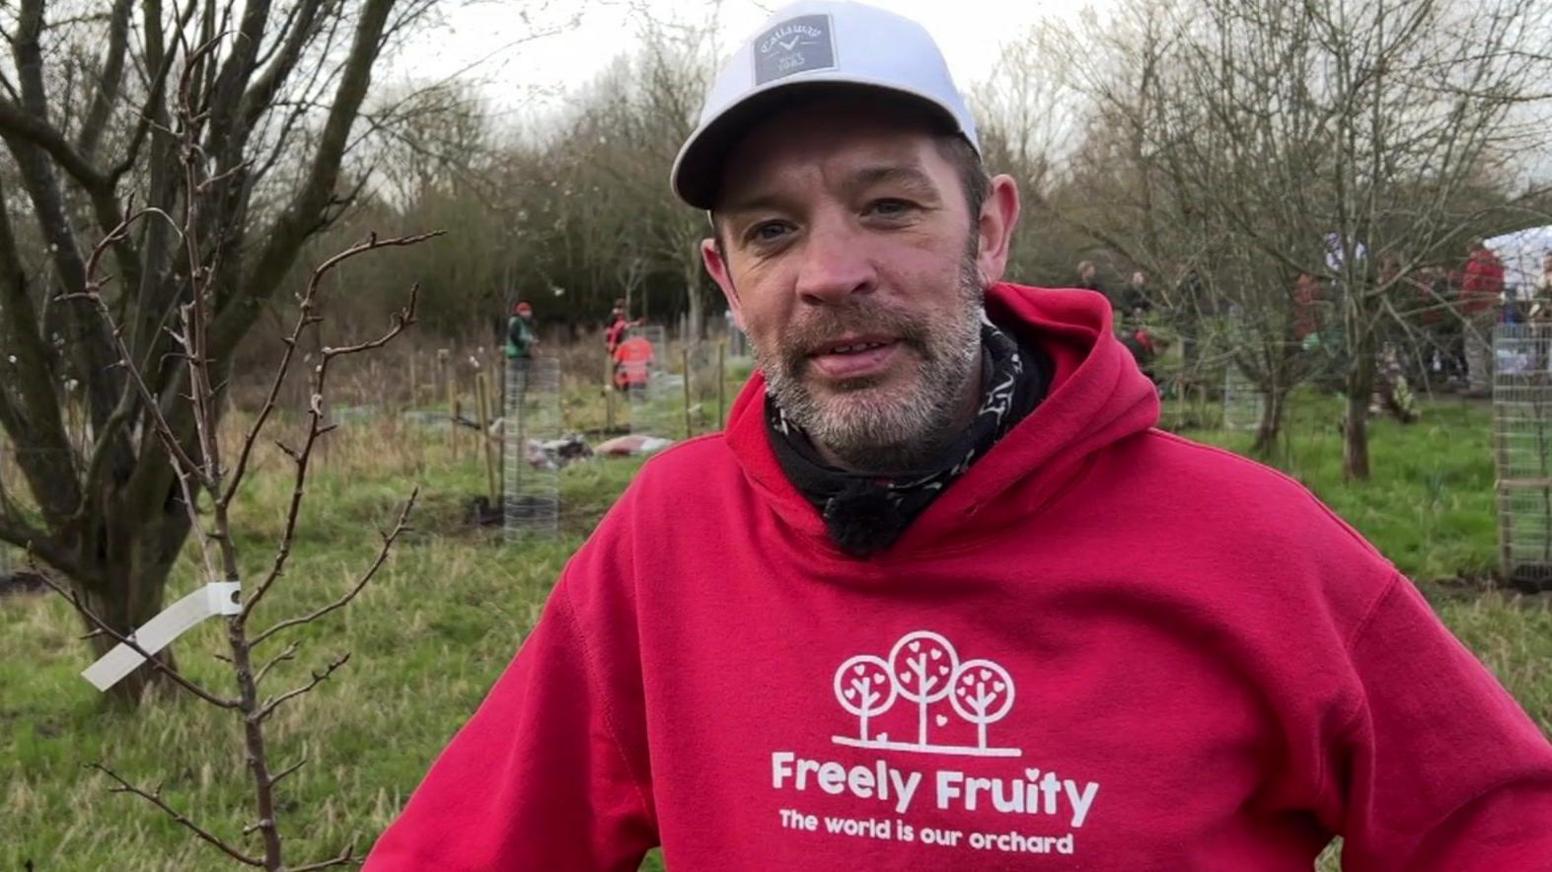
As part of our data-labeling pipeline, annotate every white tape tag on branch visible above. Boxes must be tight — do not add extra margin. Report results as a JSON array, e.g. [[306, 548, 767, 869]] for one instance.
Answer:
[[81, 581, 241, 692]]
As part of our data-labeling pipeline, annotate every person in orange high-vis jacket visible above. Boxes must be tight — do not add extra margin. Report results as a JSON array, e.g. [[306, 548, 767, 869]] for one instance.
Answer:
[[612, 329, 654, 392]]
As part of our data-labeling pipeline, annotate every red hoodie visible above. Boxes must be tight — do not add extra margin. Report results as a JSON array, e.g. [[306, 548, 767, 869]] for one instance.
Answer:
[[366, 284, 1552, 871], [1461, 247, 1506, 316]]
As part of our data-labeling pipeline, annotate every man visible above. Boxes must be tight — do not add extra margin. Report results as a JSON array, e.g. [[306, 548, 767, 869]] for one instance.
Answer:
[[1113, 270, 1158, 381], [1117, 270, 1152, 321], [504, 300, 537, 366], [367, 3, 1552, 869], [605, 298, 639, 355], [612, 325, 655, 393], [1076, 258, 1104, 296], [1460, 239, 1505, 396]]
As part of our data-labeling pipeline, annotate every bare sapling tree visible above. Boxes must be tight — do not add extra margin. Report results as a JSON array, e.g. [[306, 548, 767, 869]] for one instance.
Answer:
[[0, 0, 439, 705], [21, 33, 442, 869]]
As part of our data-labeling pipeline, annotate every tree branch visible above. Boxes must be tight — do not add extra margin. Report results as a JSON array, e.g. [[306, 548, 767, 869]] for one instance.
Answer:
[[288, 845, 356, 872], [250, 486, 417, 647], [89, 763, 263, 867], [257, 652, 349, 721], [213, 0, 398, 355]]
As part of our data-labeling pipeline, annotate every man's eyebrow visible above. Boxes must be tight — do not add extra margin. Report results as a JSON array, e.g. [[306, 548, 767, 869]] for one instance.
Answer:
[[719, 163, 942, 217], [846, 164, 941, 199], [717, 191, 791, 218]]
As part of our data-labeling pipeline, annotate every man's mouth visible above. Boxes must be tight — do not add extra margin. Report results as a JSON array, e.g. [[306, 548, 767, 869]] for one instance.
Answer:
[[807, 336, 902, 380], [821, 339, 892, 354]]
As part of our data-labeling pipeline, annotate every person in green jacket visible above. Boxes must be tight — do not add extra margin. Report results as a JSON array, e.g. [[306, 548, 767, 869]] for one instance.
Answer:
[[505, 301, 537, 367]]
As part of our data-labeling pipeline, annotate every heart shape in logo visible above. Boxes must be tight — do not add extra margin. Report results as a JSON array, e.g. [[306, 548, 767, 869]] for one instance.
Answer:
[[844, 688, 856, 700], [872, 674, 885, 685], [853, 664, 866, 676], [929, 649, 943, 660], [935, 714, 949, 727], [979, 668, 992, 681], [909, 641, 921, 653], [994, 681, 1007, 692]]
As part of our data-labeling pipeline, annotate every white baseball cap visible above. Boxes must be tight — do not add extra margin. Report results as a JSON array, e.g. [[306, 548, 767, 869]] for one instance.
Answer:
[[670, 0, 980, 209]]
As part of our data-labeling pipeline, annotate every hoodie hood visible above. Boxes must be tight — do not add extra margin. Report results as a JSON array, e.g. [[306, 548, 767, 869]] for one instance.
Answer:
[[723, 283, 1161, 556]]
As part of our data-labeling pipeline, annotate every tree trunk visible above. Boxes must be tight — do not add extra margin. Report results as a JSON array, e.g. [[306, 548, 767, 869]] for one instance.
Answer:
[[68, 474, 194, 707], [78, 573, 177, 708], [1344, 339, 1375, 480], [1252, 386, 1286, 455]]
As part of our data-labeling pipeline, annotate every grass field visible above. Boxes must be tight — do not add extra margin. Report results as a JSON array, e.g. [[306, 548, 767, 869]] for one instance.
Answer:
[[2, 390, 1547, 871]]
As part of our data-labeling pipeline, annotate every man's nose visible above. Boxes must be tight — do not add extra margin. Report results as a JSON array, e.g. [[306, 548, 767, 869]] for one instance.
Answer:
[[793, 216, 876, 306]]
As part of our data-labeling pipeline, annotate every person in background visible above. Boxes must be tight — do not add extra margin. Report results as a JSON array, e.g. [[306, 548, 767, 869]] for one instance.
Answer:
[[1113, 270, 1160, 384], [612, 325, 654, 393], [1076, 259, 1104, 297], [504, 301, 537, 368], [1532, 251, 1552, 319], [605, 299, 643, 355], [1292, 271, 1324, 345], [1118, 270, 1152, 321], [1460, 239, 1505, 396]]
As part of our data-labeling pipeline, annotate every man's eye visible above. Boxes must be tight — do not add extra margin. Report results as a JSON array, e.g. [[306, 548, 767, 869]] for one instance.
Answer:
[[748, 222, 791, 244], [867, 199, 913, 218]]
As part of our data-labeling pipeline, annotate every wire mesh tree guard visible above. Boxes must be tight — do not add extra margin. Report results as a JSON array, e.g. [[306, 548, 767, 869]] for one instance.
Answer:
[[1492, 323, 1552, 591], [503, 357, 562, 542], [624, 325, 678, 437], [1222, 364, 1265, 432]]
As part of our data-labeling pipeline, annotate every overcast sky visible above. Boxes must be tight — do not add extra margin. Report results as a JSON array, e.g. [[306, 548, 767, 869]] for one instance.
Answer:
[[393, 0, 1102, 122]]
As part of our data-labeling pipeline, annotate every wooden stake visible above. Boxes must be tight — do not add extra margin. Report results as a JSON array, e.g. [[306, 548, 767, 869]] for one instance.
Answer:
[[682, 346, 693, 439], [604, 351, 615, 433], [718, 341, 727, 430], [408, 352, 418, 409], [475, 372, 497, 504], [447, 374, 458, 460]]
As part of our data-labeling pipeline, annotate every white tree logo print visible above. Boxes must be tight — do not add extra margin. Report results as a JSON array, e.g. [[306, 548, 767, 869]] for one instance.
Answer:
[[829, 631, 1021, 758], [833, 655, 896, 741], [889, 631, 959, 746], [950, 659, 1015, 751]]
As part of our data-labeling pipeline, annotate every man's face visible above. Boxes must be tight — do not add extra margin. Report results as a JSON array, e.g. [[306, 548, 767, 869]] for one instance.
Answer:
[[701, 98, 1006, 471]]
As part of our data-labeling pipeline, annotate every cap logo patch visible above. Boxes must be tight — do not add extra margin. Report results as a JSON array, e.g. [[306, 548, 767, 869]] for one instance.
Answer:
[[754, 14, 836, 85]]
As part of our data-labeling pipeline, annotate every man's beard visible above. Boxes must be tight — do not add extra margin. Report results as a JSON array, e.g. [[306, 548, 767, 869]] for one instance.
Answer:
[[757, 252, 985, 473]]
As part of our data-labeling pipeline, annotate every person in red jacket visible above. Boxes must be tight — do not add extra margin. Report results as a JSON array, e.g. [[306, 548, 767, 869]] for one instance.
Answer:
[[366, 3, 1552, 870], [1460, 239, 1506, 395], [612, 328, 655, 393]]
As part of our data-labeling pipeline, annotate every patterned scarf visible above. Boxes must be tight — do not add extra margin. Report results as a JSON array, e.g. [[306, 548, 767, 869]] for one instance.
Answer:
[[766, 318, 1048, 557]]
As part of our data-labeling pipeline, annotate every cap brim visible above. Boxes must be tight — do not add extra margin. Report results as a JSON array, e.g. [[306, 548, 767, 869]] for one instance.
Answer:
[[671, 80, 964, 210]]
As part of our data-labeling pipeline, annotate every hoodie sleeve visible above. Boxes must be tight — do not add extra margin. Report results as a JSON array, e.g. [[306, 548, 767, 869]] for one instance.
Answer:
[[1333, 575, 1552, 870], [363, 572, 658, 871]]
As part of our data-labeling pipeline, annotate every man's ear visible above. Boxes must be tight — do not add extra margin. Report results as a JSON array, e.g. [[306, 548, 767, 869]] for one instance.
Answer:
[[702, 236, 746, 330], [975, 175, 1021, 287]]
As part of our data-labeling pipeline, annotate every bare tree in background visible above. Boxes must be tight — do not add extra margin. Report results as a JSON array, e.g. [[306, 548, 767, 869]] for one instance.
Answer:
[[1021, 0, 1552, 466], [1027, 0, 1314, 451], [1157, 0, 1552, 477], [0, 0, 442, 704]]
